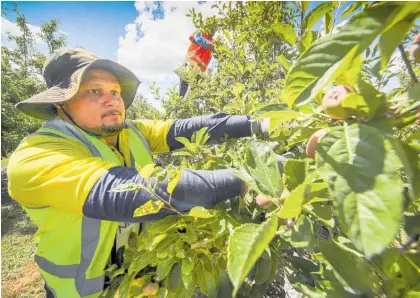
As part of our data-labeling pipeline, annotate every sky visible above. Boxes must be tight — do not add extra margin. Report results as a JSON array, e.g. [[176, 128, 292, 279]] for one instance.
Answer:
[[1, 1, 403, 109], [1, 1, 219, 109]]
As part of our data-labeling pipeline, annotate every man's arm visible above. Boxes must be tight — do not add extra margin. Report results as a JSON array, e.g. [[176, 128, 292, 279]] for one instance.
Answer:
[[167, 113, 252, 150], [192, 31, 214, 51], [136, 113, 267, 153], [83, 166, 243, 222], [7, 134, 244, 222]]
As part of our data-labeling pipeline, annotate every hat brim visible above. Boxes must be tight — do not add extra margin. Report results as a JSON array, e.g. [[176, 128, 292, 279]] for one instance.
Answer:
[[16, 59, 141, 120]]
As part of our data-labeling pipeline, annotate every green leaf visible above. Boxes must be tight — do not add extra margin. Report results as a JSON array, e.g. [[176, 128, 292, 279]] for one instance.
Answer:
[[278, 179, 310, 219], [276, 55, 292, 72], [197, 261, 217, 298], [172, 151, 194, 157], [128, 251, 155, 275], [287, 127, 319, 147], [340, 93, 379, 119], [217, 269, 234, 298], [156, 258, 177, 281], [175, 136, 191, 146], [254, 110, 302, 132], [341, 1, 366, 19], [193, 127, 210, 145], [181, 251, 196, 277], [400, 253, 420, 290], [254, 250, 278, 284], [325, 9, 333, 34], [284, 3, 420, 107], [167, 167, 182, 195], [140, 163, 156, 179], [188, 206, 213, 218], [316, 123, 405, 258], [284, 159, 308, 191], [149, 233, 167, 250], [235, 31, 248, 44], [379, 21, 413, 70], [252, 103, 289, 119], [304, 2, 333, 30], [299, 30, 317, 53], [391, 82, 420, 117], [389, 139, 420, 200], [303, 202, 335, 228], [279, 215, 315, 250], [272, 23, 296, 46], [227, 215, 278, 296], [133, 200, 165, 217], [167, 262, 182, 290], [300, 1, 309, 13], [236, 140, 283, 198], [318, 240, 379, 293]]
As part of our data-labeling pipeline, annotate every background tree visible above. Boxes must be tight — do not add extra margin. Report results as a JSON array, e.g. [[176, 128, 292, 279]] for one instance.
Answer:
[[1, 4, 66, 157]]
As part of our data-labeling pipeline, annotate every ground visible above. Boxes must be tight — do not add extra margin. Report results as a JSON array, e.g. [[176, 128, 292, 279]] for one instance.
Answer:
[[1, 166, 44, 297]]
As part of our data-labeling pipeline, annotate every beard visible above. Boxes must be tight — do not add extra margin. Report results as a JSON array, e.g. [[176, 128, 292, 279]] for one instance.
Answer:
[[97, 121, 125, 136]]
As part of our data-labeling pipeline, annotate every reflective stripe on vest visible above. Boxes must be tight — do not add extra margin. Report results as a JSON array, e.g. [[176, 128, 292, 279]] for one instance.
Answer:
[[28, 119, 153, 297]]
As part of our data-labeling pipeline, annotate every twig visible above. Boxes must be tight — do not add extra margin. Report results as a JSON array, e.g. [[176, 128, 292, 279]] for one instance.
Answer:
[[398, 44, 419, 84], [142, 186, 183, 216]]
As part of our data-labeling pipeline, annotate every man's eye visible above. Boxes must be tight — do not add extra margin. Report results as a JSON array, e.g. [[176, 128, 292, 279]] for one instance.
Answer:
[[89, 89, 100, 95], [111, 90, 120, 96]]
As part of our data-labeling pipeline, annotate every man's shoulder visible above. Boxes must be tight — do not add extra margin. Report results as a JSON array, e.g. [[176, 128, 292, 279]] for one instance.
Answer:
[[10, 133, 90, 162]]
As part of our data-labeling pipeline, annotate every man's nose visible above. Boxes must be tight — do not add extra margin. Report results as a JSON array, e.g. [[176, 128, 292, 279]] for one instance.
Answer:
[[103, 93, 120, 107]]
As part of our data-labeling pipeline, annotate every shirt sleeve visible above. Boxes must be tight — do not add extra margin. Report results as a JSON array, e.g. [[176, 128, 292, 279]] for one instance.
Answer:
[[82, 167, 243, 223], [7, 135, 117, 214], [134, 114, 253, 153], [192, 31, 212, 47], [133, 119, 174, 153]]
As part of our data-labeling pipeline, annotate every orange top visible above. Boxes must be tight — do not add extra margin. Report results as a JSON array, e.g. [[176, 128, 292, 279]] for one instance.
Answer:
[[186, 32, 214, 71]]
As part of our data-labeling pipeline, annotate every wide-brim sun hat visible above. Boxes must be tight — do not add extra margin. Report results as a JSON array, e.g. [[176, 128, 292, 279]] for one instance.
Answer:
[[16, 48, 140, 120]]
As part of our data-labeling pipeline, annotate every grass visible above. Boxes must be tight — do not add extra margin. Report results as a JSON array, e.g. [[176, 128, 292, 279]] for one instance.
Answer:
[[1, 157, 10, 167], [1, 169, 44, 297]]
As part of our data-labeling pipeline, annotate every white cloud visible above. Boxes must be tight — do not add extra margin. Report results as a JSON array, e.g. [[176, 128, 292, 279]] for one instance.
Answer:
[[1, 17, 44, 45], [117, 1, 217, 108]]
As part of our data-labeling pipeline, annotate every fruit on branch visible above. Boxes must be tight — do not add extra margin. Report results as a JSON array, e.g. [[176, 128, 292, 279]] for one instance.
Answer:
[[256, 195, 273, 209], [322, 85, 355, 120], [410, 33, 420, 62], [131, 278, 146, 288], [130, 278, 146, 296], [305, 128, 329, 159], [143, 282, 159, 296]]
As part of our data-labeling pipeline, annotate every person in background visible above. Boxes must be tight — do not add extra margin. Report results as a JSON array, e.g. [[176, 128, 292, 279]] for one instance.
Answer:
[[179, 29, 215, 97]]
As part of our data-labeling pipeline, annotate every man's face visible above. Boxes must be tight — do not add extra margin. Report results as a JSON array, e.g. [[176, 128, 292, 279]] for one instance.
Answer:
[[63, 69, 125, 137]]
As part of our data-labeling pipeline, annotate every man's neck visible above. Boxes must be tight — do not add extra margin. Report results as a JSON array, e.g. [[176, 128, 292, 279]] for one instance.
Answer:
[[58, 113, 119, 147], [102, 135, 118, 147]]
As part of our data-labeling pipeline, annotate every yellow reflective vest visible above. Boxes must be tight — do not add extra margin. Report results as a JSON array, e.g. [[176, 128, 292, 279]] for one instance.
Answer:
[[21, 119, 153, 297]]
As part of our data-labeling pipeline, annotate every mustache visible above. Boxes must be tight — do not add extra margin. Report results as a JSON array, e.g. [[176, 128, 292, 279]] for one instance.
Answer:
[[101, 110, 122, 117]]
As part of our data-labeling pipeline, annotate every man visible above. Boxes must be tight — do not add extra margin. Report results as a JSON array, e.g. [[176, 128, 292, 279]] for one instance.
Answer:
[[7, 49, 272, 297], [179, 30, 215, 97]]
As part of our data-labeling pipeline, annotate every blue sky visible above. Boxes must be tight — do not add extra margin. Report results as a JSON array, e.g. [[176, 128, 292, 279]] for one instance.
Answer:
[[1, 1, 403, 106], [1, 1, 138, 60]]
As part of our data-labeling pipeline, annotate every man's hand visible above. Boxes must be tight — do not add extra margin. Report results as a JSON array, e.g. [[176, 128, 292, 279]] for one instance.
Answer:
[[250, 118, 270, 139]]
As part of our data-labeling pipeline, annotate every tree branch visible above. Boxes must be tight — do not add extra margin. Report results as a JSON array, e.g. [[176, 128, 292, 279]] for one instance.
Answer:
[[398, 44, 419, 84]]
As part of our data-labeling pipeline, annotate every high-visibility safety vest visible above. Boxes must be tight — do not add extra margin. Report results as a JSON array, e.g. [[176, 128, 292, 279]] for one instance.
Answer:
[[24, 118, 153, 297], [185, 31, 214, 72]]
